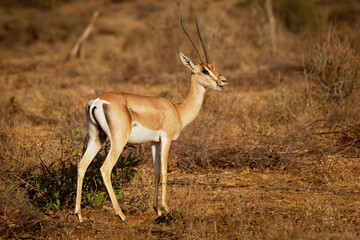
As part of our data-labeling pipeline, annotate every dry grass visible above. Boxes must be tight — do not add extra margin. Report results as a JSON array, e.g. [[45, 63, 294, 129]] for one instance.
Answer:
[[1, 0, 360, 239]]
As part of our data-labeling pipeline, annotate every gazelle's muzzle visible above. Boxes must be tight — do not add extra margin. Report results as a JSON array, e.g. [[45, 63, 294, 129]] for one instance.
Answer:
[[216, 75, 228, 90]]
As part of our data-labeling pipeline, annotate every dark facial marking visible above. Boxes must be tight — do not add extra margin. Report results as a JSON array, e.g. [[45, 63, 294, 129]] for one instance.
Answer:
[[201, 67, 209, 75]]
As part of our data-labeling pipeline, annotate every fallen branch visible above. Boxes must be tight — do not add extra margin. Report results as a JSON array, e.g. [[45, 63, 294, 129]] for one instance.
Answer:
[[65, 10, 101, 61], [6, 220, 20, 240], [15, 218, 49, 232], [2, 209, 21, 240]]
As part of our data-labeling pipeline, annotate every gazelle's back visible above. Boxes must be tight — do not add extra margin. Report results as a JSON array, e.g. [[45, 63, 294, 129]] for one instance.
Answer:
[[99, 92, 182, 141]]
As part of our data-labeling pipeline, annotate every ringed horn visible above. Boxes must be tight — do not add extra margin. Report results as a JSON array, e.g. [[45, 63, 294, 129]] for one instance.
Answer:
[[180, 15, 211, 64]]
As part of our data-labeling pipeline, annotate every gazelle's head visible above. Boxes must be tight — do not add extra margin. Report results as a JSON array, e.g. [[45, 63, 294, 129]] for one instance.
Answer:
[[179, 16, 228, 91], [180, 53, 227, 91]]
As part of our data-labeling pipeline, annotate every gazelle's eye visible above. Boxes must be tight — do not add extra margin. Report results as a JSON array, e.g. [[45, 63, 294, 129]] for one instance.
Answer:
[[202, 68, 209, 75]]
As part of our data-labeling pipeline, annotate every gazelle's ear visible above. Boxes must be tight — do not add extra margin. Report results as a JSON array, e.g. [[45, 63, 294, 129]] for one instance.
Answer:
[[179, 52, 195, 72]]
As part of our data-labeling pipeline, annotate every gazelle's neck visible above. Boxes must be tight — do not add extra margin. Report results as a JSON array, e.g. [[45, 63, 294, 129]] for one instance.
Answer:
[[176, 74, 206, 129]]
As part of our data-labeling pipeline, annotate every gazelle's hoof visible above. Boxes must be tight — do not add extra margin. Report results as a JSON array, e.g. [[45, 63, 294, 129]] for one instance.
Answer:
[[153, 206, 162, 216], [117, 213, 127, 222], [75, 212, 83, 223], [161, 205, 169, 214]]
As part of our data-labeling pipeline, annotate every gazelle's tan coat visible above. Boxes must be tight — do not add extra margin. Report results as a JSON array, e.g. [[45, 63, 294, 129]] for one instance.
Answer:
[[74, 17, 228, 222]]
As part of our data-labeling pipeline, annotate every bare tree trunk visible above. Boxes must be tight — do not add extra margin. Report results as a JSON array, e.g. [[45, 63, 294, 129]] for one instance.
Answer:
[[65, 10, 100, 61], [265, 0, 276, 56]]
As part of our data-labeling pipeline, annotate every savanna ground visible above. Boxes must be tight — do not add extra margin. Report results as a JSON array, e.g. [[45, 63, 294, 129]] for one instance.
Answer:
[[0, 0, 360, 239]]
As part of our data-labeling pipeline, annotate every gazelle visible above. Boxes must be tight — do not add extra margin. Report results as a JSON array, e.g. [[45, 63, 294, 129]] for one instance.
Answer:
[[74, 16, 228, 222]]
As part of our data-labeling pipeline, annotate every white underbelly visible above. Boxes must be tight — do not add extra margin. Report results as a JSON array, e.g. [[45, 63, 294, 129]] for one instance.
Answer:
[[127, 122, 162, 144]]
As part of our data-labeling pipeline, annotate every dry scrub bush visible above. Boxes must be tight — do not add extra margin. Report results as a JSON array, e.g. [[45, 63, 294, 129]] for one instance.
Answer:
[[304, 30, 359, 106]]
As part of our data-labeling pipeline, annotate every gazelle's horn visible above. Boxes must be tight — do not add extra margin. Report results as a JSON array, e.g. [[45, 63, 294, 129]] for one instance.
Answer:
[[195, 15, 211, 63], [181, 15, 204, 63]]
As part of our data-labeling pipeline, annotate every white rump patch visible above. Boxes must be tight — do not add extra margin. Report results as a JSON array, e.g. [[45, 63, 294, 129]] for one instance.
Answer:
[[89, 98, 111, 138]]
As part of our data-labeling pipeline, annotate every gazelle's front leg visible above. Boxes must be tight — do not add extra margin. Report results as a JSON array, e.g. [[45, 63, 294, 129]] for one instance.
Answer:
[[151, 142, 161, 215], [160, 136, 171, 213]]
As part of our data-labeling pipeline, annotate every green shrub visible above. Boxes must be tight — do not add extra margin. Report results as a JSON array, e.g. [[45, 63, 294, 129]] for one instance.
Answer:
[[15, 128, 143, 210], [235, 0, 254, 8], [273, 0, 321, 32]]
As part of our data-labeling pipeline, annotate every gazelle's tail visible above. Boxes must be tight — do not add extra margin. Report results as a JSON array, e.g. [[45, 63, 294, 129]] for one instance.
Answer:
[[85, 99, 111, 139]]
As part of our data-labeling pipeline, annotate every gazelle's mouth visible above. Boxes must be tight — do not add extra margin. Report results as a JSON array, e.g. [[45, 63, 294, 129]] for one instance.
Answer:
[[217, 84, 225, 91]]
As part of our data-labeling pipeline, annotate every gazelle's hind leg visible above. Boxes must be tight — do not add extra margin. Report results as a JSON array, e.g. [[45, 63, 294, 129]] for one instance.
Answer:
[[74, 121, 105, 222], [100, 135, 128, 220], [100, 103, 131, 221]]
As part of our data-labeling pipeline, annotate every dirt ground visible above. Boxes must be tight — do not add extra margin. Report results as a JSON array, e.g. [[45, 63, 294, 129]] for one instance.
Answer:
[[0, 0, 360, 239]]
